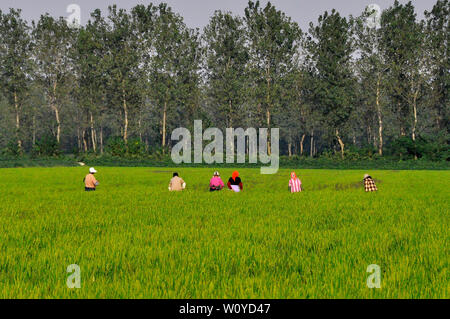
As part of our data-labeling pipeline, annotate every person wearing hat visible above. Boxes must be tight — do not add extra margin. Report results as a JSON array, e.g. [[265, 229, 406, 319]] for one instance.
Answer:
[[363, 174, 378, 192], [169, 172, 186, 191], [209, 171, 225, 192], [84, 167, 99, 191]]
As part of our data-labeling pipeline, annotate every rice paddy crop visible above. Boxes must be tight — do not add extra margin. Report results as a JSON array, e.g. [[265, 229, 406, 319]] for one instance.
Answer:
[[0, 167, 448, 298]]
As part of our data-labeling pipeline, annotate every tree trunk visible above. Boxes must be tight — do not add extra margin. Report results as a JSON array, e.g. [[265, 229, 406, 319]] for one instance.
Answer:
[[313, 140, 317, 157], [300, 134, 306, 156], [90, 112, 96, 153], [246, 136, 249, 156], [82, 130, 88, 153], [228, 99, 233, 128], [51, 81, 61, 144], [288, 143, 292, 157], [122, 90, 128, 144], [310, 131, 314, 158], [100, 127, 104, 155], [14, 91, 22, 152], [138, 111, 143, 143], [265, 67, 272, 156], [336, 129, 345, 159], [412, 90, 419, 160], [162, 101, 167, 152], [376, 76, 383, 156], [32, 115, 36, 146], [399, 102, 406, 137], [53, 106, 61, 144], [77, 127, 81, 151], [412, 92, 418, 142], [266, 109, 271, 155]]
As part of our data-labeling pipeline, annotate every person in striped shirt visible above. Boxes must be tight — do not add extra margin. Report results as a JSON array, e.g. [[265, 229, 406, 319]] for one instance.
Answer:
[[289, 172, 302, 193]]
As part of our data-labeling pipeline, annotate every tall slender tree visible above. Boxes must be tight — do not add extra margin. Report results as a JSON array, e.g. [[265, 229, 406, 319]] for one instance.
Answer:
[[149, 4, 201, 151], [131, 4, 158, 145], [32, 14, 75, 145], [203, 11, 249, 129], [307, 9, 355, 158], [380, 0, 427, 147], [105, 5, 142, 144], [0, 9, 32, 152], [425, 0, 449, 133], [244, 1, 302, 154], [354, 7, 388, 155]]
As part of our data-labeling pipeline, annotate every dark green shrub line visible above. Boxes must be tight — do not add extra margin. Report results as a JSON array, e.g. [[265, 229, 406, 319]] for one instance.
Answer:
[[0, 154, 448, 170]]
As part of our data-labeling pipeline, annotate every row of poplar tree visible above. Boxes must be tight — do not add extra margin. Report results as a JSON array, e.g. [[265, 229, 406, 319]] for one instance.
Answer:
[[0, 0, 448, 159]]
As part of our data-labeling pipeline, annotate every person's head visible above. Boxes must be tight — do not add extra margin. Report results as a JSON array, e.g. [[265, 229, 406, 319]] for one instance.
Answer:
[[89, 167, 97, 174], [364, 174, 370, 179], [173, 172, 179, 177], [213, 171, 220, 177], [291, 172, 297, 179], [232, 171, 239, 180]]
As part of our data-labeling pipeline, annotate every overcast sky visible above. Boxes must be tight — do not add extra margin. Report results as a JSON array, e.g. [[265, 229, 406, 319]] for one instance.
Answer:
[[0, 0, 434, 32]]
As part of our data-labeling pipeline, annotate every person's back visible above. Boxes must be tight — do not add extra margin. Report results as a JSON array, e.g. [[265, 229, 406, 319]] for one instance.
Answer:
[[364, 174, 377, 192], [227, 171, 243, 192], [210, 172, 224, 191], [84, 167, 99, 191], [169, 173, 185, 191]]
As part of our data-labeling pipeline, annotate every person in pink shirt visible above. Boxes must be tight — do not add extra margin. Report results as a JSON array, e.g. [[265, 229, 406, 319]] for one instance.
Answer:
[[289, 172, 302, 193], [209, 171, 225, 192]]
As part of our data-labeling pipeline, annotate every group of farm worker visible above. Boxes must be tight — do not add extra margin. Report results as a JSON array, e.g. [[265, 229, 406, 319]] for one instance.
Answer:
[[208, 171, 243, 192], [83, 168, 378, 193], [172, 171, 303, 193], [169, 170, 244, 192]]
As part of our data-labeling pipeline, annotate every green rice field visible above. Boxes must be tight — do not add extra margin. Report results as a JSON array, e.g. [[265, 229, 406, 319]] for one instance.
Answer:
[[0, 167, 448, 298]]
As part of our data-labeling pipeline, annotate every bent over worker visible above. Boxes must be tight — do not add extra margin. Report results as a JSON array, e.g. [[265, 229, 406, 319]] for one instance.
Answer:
[[210, 171, 225, 192], [169, 172, 186, 191], [364, 174, 378, 192], [227, 171, 243, 192]]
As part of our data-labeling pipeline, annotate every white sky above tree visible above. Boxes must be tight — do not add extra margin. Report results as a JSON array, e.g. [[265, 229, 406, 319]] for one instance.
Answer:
[[0, 0, 430, 32]]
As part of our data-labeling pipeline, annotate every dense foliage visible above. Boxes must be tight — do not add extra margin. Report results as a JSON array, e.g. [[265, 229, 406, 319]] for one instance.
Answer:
[[0, 1, 448, 161]]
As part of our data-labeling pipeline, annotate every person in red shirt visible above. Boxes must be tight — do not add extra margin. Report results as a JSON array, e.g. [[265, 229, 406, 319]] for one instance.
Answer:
[[288, 172, 302, 193]]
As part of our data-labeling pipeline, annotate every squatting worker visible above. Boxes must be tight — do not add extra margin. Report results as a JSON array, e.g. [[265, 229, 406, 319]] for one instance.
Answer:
[[363, 174, 378, 192], [84, 167, 99, 191], [210, 171, 225, 192], [169, 172, 186, 191], [227, 171, 243, 192]]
